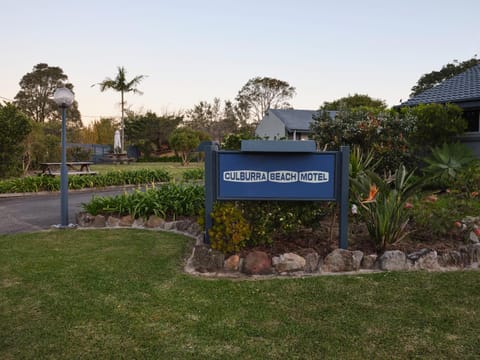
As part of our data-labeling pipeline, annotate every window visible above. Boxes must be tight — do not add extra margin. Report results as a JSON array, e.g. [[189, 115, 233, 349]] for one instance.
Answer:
[[464, 110, 480, 132]]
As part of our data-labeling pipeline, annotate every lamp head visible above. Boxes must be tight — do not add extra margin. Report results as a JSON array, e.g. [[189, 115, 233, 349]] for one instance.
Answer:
[[53, 87, 74, 108]]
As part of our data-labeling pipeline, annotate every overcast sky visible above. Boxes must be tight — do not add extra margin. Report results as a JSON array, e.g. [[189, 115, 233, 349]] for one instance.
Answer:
[[1, 0, 479, 124]]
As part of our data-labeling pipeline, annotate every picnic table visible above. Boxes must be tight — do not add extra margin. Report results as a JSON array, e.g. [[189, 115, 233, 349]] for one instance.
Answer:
[[39, 162, 97, 176]]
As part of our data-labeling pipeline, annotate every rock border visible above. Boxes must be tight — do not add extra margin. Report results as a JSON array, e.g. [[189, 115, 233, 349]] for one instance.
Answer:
[[76, 212, 480, 278]]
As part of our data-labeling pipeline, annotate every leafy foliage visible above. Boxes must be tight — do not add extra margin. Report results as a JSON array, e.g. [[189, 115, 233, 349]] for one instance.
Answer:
[[241, 201, 328, 246], [422, 142, 478, 189], [351, 166, 422, 252], [236, 77, 296, 123], [82, 183, 204, 220], [0, 169, 171, 193], [125, 111, 182, 158], [14, 63, 81, 125], [209, 202, 251, 253], [94, 66, 146, 153], [312, 107, 416, 173], [169, 127, 206, 165], [0, 103, 32, 178], [182, 168, 204, 181], [401, 103, 466, 149], [321, 94, 387, 110]]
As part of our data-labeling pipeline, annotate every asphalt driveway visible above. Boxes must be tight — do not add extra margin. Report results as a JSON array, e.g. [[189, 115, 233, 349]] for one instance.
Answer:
[[0, 187, 134, 234]]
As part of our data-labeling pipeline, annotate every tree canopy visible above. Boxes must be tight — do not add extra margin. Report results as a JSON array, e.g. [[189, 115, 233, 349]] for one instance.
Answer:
[[14, 63, 81, 125], [125, 111, 182, 158], [94, 66, 146, 153], [236, 77, 296, 123], [0, 103, 32, 178], [321, 94, 387, 110], [410, 57, 480, 96]]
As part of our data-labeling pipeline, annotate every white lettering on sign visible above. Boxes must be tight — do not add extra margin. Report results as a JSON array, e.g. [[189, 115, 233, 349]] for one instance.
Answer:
[[223, 170, 268, 182], [269, 171, 298, 183], [222, 170, 330, 184], [299, 171, 329, 183]]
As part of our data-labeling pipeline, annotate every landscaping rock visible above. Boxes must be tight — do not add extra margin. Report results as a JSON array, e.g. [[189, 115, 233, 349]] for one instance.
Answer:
[[378, 250, 406, 271], [322, 249, 363, 272], [224, 254, 241, 272], [145, 215, 165, 228], [119, 215, 134, 227], [176, 220, 191, 232], [187, 222, 202, 237], [438, 250, 463, 268], [132, 218, 145, 228], [361, 254, 378, 270], [296, 248, 320, 273], [106, 216, 120, 227], [92, 215, 106, 228], [469, 231, 479, 244], [76, 212, 95, 227], [163, 221, 178, 231], [242, 251, 272, 275], [407, 249, 440, 271], [272, 253, 306, 273], [191, 245, 225, 273]]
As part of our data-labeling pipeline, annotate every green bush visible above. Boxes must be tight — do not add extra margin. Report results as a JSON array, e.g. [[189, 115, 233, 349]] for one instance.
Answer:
[[241, 201, 329, 246], [421, 142, 478, 190], [82, 183, 204, 220], [209, 202, 251, 254], [351, 165, 422, 252], [409, 193, 480, 242], [182, 168, 204, 181], [0, 169, 172, 194]]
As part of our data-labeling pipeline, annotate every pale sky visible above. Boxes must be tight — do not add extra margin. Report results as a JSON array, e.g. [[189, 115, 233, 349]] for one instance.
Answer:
[[1, 0, 479, 124]]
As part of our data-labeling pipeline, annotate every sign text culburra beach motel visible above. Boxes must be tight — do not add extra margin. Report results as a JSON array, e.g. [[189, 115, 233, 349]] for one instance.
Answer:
[[222, 169, 329, 184]]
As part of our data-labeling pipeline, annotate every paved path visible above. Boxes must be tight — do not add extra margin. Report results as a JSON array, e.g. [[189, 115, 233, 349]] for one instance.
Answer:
[[0, 187, 135, 234]]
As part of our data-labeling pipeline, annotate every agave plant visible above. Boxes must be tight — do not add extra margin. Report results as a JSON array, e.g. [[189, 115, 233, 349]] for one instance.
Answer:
[[422, 142, 477, 188], [351, 165, 422, 252]]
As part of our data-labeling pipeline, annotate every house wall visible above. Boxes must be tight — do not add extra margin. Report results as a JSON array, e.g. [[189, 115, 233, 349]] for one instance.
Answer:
[[255, 113, 286, 139], [457, 134, 480, 158]]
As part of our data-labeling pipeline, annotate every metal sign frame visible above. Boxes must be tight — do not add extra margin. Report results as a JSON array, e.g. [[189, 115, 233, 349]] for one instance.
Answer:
[[198, 141, 350, 249]]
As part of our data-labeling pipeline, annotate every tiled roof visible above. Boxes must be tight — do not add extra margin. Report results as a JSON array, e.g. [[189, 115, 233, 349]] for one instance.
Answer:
[[401, 64, 480, 107], [268, 109, 337, 131]]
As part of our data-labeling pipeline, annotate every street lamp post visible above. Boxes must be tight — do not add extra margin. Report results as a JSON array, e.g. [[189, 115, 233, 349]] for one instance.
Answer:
[[53, 87, 74, 228]]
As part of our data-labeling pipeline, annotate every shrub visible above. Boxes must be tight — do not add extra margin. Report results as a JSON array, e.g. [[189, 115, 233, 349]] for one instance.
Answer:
[[209, 202, 251, 254], [311, 107, 416, 173], [182, 168, 204, 181], [409, 193, 480, 242], [421, 142, 478, 190], [0, 169, 172, 194], [82, 183, 204, 220], [351, 165, 422, 252]]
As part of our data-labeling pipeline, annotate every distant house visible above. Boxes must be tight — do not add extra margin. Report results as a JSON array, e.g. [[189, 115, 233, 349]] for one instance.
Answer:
[[399, 64, 480, 156], [255, 109, 337, 140]]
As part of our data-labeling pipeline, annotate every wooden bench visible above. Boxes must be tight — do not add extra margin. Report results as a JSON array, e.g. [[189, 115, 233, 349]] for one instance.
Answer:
[[39, 162, 97, 176]]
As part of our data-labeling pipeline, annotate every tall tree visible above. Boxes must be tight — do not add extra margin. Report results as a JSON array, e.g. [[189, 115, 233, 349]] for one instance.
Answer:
[[410, 56, 479, 96], [236, 77, 296, 123], [125, 111, 182, 158], [321, 94, 387, 110], [93, 66, 146, 153], [14, 63, 82, 125], [0, 103, 32, 178]]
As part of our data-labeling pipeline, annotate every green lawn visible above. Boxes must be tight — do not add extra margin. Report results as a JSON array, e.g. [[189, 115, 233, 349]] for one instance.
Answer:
[[1, 230, 479, 359], [90, 161, 203, 181]]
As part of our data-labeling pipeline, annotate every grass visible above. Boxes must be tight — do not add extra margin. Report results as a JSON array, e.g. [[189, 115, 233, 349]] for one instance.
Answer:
[[1, 230, 480, 359], [90, 161, 203, 181]]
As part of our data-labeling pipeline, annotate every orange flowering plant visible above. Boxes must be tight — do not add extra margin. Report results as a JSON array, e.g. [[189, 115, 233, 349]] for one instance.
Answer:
[[351, 165, 422, 252]]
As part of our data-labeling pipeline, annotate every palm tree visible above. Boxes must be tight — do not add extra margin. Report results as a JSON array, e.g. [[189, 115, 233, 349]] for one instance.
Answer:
[[94, 67, 146, 153]]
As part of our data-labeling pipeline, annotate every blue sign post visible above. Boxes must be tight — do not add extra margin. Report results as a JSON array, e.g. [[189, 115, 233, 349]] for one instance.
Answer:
[[199, 140, 350, 249]]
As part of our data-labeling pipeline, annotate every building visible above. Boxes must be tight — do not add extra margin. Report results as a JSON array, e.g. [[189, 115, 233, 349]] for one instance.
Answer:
[[255, 109, 337, 140], [400, 63, 480, 156]]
